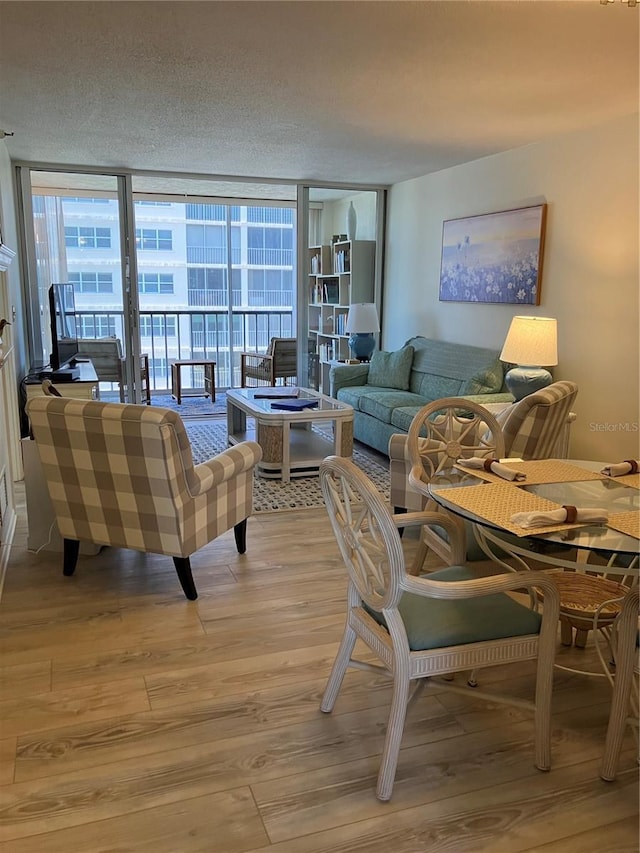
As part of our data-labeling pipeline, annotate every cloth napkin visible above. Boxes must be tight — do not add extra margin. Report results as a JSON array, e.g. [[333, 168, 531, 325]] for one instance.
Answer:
[[510, 505, 609, 529], [456, 456, 526, 482], [600, 459, 639, 477]]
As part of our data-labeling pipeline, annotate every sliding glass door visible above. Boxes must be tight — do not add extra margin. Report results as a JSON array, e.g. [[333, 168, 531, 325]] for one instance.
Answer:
[[130, 188, 296, 392], [19, 169, 298, 403], [20, 169, 134, 388]]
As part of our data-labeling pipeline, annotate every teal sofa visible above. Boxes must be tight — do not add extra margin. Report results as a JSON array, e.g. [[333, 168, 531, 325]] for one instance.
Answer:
[[330, 335, 513, 456]]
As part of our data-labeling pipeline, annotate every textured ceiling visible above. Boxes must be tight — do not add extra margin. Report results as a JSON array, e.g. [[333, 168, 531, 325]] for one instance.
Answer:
[[0, 1, 638, 188]]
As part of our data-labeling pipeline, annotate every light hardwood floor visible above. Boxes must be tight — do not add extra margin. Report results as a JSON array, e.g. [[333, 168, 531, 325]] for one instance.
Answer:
[[1, 487, 638, 852]]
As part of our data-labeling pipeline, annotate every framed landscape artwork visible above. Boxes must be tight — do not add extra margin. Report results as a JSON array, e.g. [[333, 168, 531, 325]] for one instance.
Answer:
[[439, 204, 547, 305]]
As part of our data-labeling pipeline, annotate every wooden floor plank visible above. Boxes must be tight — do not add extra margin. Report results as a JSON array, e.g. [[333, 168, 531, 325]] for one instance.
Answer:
[[1, 490, 637, 851], [0, 788, 269, 853], [520, 814, 640, 853], [249, 708, 632, 843], [13, 673, 394, 783], [0, 677, 150, 739], [240, 761, 638, 853]]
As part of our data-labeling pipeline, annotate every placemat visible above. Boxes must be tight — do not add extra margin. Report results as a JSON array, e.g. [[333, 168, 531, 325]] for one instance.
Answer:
[[607, 510, 640, 540], [611, 473, 640, 490], [431, 482, 588, 537], [454, 459, 606, 486]]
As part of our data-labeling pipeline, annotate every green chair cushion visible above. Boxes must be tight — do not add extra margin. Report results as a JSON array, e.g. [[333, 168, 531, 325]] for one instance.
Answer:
[[365, 565, 542, 651]]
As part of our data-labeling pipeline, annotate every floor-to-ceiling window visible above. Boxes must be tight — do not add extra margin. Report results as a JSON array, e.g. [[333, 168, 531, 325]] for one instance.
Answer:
[[20, 170, 298, 400], [17, 168, 386, 406]]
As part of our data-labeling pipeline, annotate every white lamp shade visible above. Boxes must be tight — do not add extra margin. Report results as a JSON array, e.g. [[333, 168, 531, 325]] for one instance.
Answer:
[[345, 303, 380, 333], [500, 316, 558, 366]]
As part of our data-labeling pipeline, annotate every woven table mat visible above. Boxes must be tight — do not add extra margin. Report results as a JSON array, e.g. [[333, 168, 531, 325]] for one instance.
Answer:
[[453, 459, 606, 486], [607, 510, 640, 540], [431, 482, 584, 537], [611, 473, 640, 490]]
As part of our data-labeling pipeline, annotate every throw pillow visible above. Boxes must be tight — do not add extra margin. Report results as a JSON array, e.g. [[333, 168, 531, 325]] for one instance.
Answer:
[[367, 345, 414, 391], [462, 358, 505, 396]]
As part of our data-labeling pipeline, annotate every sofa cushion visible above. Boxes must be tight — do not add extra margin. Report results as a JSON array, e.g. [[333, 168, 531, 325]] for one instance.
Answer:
[[462, 359, 505, 396], [406, 337, 505, 398], [390, 406, 425, 433], [367, 346, 414, 391], [359, 390, 426, 424]]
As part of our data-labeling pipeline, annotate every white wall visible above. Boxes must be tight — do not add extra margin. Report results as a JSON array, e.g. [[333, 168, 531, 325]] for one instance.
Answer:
[[384, 114, 639, 461], [0, 142, 25, 371]]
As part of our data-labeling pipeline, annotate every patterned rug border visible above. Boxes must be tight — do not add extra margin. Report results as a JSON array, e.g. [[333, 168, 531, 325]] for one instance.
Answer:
[[184, 419, 390, 513]]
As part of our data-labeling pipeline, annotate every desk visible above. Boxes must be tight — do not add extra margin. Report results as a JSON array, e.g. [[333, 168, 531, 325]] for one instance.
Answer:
[[171, 360, 215, 405], [25, 361, 99, 401]]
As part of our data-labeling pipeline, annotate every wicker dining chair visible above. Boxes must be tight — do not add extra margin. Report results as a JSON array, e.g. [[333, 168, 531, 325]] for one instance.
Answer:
[[405, 397, 506, 572], [319, 455, 560, 801], [600, 586, 639, 781]]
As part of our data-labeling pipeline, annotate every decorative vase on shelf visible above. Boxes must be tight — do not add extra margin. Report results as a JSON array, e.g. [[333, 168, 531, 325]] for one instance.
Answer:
[[346, 202, 357, 241]]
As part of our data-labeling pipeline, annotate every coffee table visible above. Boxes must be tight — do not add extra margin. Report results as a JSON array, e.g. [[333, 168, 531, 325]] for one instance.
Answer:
[[226, 387, 353, 482]]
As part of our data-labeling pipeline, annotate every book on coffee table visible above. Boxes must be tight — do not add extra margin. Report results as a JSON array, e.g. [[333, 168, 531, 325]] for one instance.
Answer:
[[253, 387, 299, 399], [270, 399, 319, 411]]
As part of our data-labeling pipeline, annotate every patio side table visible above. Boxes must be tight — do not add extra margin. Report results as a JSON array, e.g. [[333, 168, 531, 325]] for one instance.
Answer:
[[171, 360, 216, 405]]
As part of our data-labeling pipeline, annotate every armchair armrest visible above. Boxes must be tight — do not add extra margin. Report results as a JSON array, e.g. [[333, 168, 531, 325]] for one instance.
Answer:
[[392, 508, 466, 566], [402, 569, 560, 618], [330, 363, 370, 397], [241, 352, 274, 386], [189, 441, 262, 495]]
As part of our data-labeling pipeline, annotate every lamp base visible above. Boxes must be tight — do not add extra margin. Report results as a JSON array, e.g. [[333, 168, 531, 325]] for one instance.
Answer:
[[348, 333, 375, 362], [505, 366, 553, 401]]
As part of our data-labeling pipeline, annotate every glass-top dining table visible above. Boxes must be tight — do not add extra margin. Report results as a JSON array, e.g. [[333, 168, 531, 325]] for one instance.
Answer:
[[427, 460, 639, 578], [428, 459, 638, 677]]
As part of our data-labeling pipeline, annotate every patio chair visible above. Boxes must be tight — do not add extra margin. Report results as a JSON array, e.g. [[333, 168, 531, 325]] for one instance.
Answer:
[[77, 338, 151, 404], [240, 337, 298, 387], [77, 336, 122, 387], [25, 396, 262, 599], [319, 455, 560, 801]]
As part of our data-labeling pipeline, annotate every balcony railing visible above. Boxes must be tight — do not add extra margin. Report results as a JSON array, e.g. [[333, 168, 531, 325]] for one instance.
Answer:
[[186, 246, 241, 265], [76, 307, 294, 391]]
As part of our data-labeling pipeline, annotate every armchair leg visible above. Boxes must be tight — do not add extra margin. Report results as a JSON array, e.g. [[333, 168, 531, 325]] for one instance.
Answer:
[[173, 557, 198, 600], [234, 519, 248, 554], [63, 539, 80, 576]]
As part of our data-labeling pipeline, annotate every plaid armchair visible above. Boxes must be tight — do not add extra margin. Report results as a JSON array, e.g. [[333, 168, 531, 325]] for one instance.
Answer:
[[26, 397, 262, 599], [240, 337, 298, 387]]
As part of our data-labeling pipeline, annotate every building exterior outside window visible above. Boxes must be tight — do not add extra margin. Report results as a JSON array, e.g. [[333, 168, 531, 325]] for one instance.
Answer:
[[45, 196, 296, 388]]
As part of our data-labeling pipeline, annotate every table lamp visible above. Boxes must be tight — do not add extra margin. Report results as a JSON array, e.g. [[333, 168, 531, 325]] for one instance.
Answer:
[[345, 303, 380, 362], [499, 315, 558, 401]]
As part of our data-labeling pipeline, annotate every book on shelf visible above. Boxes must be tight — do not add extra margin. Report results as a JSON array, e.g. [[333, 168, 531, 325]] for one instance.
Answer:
[[335, 313, 347, 335], [323, 281, 339, 304]]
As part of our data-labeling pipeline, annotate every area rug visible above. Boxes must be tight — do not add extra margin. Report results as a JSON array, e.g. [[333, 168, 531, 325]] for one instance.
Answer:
[[101, 391, 227, 417], [184, 419, 390, 513]]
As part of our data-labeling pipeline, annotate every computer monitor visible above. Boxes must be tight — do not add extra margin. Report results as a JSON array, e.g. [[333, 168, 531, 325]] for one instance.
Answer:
[[48, 283, 79, 370]]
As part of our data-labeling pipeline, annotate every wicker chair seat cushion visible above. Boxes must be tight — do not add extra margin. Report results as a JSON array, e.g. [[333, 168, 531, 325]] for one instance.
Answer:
[[364, 565, 542, 651]]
